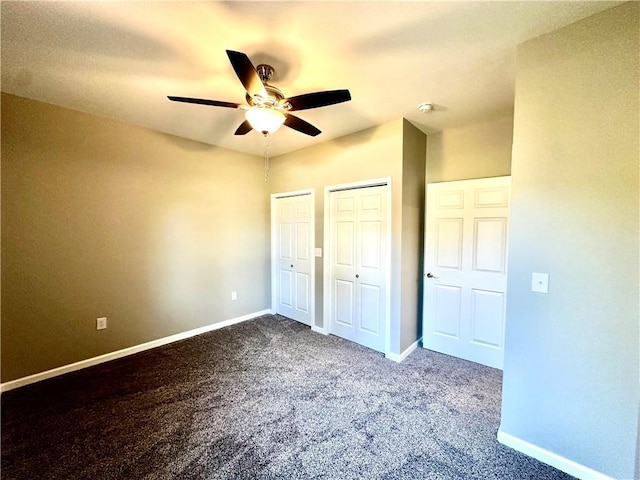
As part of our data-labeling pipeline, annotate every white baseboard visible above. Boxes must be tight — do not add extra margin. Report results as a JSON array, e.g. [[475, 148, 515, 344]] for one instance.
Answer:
[[311, 325, 328, 335], [386, 338, 422, 363], [497, 430, 616, 480], [0, 309, 271, 394]]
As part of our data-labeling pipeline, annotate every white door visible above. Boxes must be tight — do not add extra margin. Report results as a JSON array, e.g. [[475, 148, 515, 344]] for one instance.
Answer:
[[272, 192, 313, 325], [423, 176, 510, 369], [328, 184, 389, 353]]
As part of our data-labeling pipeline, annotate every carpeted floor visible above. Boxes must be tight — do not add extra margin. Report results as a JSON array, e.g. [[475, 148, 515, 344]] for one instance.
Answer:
[[1, 314, 575, 479]]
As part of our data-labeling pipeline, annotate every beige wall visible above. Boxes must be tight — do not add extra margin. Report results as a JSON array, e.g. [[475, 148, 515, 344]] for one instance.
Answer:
[[500, 3, 639, 478], [426, 115, 513, 183], [269, 119, 423, 354], [1, 93, 271, 382], [400, 120, 426, 351], [268, 119, 404, 331]]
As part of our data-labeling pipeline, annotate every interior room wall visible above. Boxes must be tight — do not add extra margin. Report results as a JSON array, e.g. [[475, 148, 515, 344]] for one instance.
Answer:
[[426, 115, 513, 183], [499, 3, 639, 478], [400, 120, 426, 352], [268, 119, 412, 354], [637, 411, 640, 479], [1, 93, 271, 383]]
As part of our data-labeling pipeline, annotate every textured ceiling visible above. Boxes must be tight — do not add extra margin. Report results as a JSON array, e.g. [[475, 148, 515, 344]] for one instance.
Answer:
[[1, 1, 619, 157]]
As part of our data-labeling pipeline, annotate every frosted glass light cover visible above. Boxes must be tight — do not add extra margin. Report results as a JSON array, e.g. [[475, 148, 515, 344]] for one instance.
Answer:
[[246, 107, 285, 134]]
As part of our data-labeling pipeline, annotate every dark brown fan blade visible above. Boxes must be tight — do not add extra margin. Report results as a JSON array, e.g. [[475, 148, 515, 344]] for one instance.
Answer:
[[285, 89, 351, 111], [284, 113, 321, 137], [226, 50, 268, 100], [167, 96, 241, 109], [234, 120, 253, 135]]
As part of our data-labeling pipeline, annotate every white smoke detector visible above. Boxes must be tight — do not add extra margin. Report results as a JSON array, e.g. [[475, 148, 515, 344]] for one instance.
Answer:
[[418, 102, 434, 112]]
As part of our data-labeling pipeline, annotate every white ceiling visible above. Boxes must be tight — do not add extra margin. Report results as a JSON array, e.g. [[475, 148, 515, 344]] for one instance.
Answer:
[[1, 1, 619, 157]]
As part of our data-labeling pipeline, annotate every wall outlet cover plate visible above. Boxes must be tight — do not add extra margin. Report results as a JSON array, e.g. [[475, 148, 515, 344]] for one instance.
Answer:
[[531, 273, 549, 294]]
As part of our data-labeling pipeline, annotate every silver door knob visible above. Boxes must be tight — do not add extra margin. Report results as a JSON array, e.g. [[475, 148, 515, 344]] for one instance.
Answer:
[[426, 272, 439, 279]]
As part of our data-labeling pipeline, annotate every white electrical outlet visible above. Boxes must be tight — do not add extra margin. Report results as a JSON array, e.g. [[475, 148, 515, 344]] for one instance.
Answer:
[[231, 291, 237, 301], [97, 317, 107, 330], [531, 273, 549, 294]]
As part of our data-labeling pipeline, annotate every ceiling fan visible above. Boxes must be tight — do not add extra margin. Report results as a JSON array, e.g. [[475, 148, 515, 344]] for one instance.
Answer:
[[168, 50, 351, 137]]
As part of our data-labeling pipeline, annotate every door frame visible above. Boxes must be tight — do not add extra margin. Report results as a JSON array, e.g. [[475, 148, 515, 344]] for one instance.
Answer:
[[323, 178, 392, 356], [270, 189, 315, 327]]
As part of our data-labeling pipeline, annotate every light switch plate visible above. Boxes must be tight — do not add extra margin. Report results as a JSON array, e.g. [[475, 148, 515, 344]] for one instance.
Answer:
[[531, 273, 549, 294], [315, 248, 322, 258]]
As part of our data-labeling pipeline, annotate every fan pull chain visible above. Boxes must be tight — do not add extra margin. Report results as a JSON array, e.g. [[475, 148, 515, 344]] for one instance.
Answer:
[[263, 134, 270, 183]]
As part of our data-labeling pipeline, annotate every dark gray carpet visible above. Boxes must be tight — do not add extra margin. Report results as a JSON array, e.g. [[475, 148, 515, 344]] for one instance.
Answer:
[[1, 314, 575, 479]]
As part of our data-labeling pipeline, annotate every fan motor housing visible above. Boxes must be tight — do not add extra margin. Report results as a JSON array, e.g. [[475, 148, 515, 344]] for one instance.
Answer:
[[246, 64, 289, 109]]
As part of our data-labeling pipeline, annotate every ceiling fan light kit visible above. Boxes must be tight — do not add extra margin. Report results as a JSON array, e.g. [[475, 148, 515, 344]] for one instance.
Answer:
[[245, 106, 286, 135], [168, 50, 352, 138]]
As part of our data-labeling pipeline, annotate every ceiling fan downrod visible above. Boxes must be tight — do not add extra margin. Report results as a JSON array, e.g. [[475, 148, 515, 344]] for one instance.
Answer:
[[256, 64, 274, 83]]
